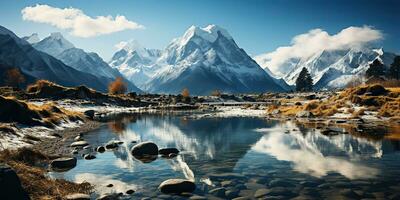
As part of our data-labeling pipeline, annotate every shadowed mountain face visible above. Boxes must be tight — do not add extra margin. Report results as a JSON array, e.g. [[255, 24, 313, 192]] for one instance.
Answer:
[[0, 30, 108, 91]]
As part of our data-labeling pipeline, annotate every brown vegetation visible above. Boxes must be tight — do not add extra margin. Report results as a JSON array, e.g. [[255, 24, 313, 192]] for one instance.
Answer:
[[268, 83, 400, 119], [182, 88, 190, 98], [108, 77, 127, 95], [4, 68, 25, 87], [0, 95, 82, 127], [0, 148, 91, 200]]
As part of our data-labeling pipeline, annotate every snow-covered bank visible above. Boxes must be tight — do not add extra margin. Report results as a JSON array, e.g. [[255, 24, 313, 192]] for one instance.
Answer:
[[193, 106, 267, 119], [0, 120, 83, 150]]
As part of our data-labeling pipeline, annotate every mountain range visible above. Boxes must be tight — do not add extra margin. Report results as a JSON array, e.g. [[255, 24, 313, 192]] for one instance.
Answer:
[[110, 25, 286, 95], [255, 47, 397, 89], [1, 24, 397, 94]]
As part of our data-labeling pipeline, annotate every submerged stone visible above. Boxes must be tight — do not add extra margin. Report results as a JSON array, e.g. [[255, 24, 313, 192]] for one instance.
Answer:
[[158, 179, 196, 194]]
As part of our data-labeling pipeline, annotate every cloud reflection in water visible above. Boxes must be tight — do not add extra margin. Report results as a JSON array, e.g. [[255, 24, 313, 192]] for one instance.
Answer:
[[253, 123, 379, 179]]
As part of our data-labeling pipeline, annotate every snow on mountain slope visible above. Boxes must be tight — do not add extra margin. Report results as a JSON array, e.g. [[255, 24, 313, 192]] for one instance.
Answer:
[[22, 33, 40, 44], [255, 47, 397, 90], [33, 32, 74, 56], [32, 33, 142, 93], [109, 40, 161, 87], [143, 25, 285, 95]]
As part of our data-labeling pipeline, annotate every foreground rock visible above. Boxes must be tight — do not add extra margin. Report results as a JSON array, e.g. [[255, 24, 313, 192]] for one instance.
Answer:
[[65, 193, 90, 200], [159, 179, 196, 194], [131, 142, 159, 156], [50, 157, 77, 169], [0, 163, 30, 200]]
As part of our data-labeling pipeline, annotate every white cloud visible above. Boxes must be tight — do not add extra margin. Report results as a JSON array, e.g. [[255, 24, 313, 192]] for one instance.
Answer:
[[21, 4, 144, 37], [254, 26, 383, 77]]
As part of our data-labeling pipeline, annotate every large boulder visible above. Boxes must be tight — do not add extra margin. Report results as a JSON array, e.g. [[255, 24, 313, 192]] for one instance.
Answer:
[[50, 157, 77, 169], [0, 163, 30, 200], [158, 179, 196, 194], [131, 142, 158, 156]]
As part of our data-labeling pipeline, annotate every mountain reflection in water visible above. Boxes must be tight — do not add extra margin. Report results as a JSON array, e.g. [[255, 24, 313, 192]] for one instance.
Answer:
[[49, 114, 400, 198]]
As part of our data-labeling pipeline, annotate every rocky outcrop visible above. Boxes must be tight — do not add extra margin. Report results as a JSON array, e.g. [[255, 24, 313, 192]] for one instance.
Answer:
[[0, 163, 30, 200]]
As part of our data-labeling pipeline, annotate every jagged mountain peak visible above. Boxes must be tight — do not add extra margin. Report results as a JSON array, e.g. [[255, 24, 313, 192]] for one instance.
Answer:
[[177, 24, 233, 47], [34, 32, 74, 56], [22, 33, 40, 44]]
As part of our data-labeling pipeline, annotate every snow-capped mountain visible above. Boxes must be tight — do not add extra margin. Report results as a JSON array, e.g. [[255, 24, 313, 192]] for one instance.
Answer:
[[255, 47, 397, 89], [144, 25, 285, 95], [111, 25, 284, 95], [22, 33, 40, 44], [0, 25, 108, 91], [33, 32, 74, 56], [109, 40, 161, 87], [31, 33, 142, 93]]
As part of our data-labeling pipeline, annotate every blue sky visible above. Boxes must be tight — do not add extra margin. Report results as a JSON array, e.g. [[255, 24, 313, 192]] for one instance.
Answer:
[[0, 0, 399, 60]]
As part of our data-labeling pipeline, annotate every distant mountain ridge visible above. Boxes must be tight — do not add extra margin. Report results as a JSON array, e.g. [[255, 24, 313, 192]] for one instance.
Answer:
[[30, 32, 142, 93], [255, 47, 397, 89], [110, 25, 287, 95], [0, 25, 107, 91]]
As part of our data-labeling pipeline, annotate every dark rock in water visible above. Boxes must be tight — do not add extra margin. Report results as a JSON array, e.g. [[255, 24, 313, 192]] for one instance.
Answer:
[[126, 189, 135, 194], [158, 179, 196, 194], [0, 163, 30, 200], [72, 149, 79, 154], [115, 141, 123, 145], [209, 187, 226, 198], [96, 146, 105, 153], [84, 110, 95, 119], [50, 157, 77, 169], [106, 184, 113, 187], [65, 193, 90, 200], [105, 141, 119, 149], [159, 148, 180, 155], [70, 141, 89, 147], [131, 141, 158, 156], [296, 111, 314, 118], [84, 154, 96, 160]]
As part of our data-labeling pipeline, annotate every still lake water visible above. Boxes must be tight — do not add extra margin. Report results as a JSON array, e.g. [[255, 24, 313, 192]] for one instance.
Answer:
[[50, 114, 400, 199]]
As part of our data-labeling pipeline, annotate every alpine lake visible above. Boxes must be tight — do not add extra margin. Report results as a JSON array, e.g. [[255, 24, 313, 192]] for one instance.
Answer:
[[49, 113, 400, 200]]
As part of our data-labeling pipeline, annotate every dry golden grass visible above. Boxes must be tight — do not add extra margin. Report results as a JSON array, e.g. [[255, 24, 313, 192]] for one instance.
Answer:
[[0, 148, 92, 200], [268, 84, 400, 118], [0, 96, 83, 127]]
